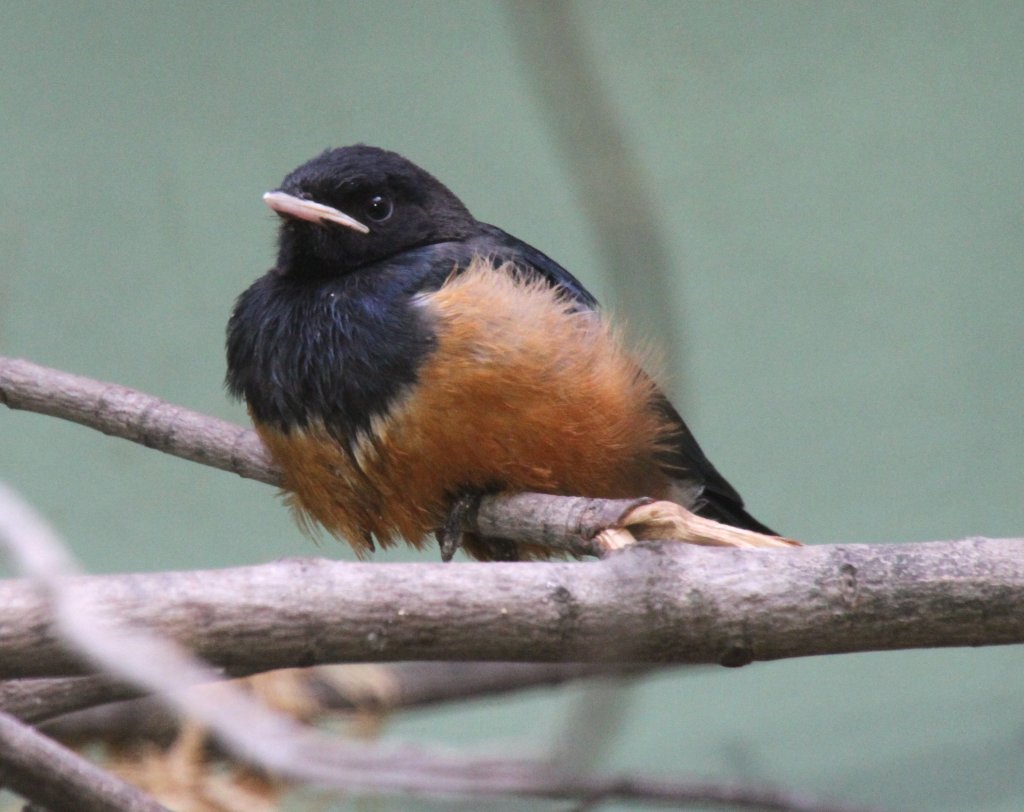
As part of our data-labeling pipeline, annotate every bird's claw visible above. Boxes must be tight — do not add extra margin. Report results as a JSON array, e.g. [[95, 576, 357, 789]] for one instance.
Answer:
[[436, 492, 481, 562]]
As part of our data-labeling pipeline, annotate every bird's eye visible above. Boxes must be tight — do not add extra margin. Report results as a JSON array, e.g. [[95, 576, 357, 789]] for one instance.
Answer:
[[364, 194, 393, 223]]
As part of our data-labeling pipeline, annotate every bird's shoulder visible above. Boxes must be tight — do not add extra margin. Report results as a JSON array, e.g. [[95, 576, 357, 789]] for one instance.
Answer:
[[462, 224, 599, 309]]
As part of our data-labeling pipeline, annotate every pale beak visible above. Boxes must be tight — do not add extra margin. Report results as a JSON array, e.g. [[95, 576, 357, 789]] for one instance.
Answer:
[[262, 190, 370, 234]]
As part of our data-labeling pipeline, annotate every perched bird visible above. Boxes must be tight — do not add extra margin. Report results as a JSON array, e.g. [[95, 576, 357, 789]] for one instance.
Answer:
[[226, 145, 775, 560]]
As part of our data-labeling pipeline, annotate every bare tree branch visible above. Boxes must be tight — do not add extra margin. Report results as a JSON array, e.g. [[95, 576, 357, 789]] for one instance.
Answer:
[[15, 666, 886, 812], [0, 708, 169, 812], [0, 480, 357, 788], [1, 662, 654, 732], [0, 356, 792, 553], [504, 0, 684, 372], [0, 482, 879, 812], [0, 358, 1012, 812], [1, 674, 142, 726], [1, 705, 877, 812], [0, 355, 279, 486], [0, 538, 1019, 681], [15, 662, 652, 735]]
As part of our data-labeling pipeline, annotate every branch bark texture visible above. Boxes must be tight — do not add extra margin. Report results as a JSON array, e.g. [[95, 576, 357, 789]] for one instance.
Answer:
[[0, 538, 1019, 680], [0, 355, 279, 486], [0, 709, 168, 812]]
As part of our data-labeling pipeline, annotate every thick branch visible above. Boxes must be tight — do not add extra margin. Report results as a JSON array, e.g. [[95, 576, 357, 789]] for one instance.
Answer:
[[0, 485, 878, 812], [0, 482, 873, 811], [0, 539, 1020, 679]]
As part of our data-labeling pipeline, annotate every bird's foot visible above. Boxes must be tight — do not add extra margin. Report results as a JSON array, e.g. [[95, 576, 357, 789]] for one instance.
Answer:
[[435, 492, 482, 562], [598, 500, 800, 552]]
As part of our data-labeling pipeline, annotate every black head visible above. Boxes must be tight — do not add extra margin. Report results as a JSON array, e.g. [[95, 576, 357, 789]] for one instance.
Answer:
[[266, 145, 478, 277]]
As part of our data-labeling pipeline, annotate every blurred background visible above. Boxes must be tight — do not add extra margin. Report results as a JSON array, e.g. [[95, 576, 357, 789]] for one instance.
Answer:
[[1, 2, 1021, 810]]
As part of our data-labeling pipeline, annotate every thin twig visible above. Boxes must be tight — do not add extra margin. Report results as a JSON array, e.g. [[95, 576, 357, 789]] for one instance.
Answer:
[[0, 356, 789, 554], [0, 662, 654, 731], [0, 674, 142, 726], [0, 355, 279, 486], [0, 356, 627, 553], [20, 662, 654, 735], [504, 0, 684, 374], [0, 708, 169, 812]]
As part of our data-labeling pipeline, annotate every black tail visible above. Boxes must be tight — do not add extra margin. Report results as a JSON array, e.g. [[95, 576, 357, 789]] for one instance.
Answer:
[[652, 394, 778, 537], [695, 491, 777, 537]]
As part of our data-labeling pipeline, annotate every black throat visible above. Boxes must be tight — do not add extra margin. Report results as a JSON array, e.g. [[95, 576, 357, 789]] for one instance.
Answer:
[[226, 257, 443, 445]]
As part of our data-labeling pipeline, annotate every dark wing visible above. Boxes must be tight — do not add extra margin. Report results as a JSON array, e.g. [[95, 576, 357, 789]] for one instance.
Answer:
[[651, 395, 776, 535], [469, 224, 599, 309], [465, 224, 775, 535]]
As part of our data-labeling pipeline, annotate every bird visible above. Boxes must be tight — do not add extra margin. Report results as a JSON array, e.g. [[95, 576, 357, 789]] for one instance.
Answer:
[[226, 144, 776, 561]]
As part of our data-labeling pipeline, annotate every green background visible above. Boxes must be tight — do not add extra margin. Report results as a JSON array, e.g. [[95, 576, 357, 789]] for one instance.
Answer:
[[2, 2, 1022, 810]]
